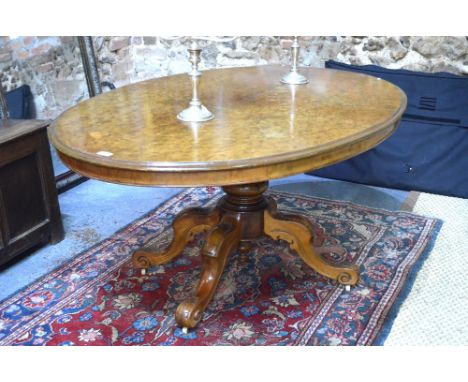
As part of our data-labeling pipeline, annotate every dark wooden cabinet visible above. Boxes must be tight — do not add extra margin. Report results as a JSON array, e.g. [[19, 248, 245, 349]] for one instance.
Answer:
[[0, 119, 64, 267]]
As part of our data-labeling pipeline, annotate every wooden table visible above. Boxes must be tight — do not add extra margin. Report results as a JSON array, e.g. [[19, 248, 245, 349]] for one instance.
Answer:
[[49, 65, 406, 330]]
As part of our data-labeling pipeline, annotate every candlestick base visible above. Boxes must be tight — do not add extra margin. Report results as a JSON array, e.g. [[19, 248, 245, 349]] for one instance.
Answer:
[[281, 71, 309, 85], [177, 104, 214, 122]]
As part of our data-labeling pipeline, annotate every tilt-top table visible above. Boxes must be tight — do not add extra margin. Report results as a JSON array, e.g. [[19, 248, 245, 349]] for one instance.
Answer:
[[49, 65, 406, 330]]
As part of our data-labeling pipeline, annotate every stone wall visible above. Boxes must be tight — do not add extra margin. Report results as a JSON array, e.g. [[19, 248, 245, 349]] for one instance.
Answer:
[[1, 36, 467, 119], [0, 36, 88, 118]]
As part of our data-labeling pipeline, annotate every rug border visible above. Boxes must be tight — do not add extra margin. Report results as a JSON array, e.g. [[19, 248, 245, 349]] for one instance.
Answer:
[[0, 187, 192, 306], [269, 188, 426, 219], [372, 218, 443, 346]]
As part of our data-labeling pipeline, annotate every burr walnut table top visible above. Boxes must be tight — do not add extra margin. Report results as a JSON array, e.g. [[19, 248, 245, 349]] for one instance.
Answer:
[[49, 65, 406, 186]]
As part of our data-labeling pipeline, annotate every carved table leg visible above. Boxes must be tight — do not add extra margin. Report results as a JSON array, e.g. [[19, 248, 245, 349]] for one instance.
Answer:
[[264, 198, 359, 286], [175, 215, 242, 329], [132, 181, 360, 330], [132, 207, 220, 272]]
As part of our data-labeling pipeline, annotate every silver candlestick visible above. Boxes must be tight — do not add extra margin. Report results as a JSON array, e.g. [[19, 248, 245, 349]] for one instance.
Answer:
[[177, 40, 214, 122], [281, 36, 309, 85], [173, 36, 237, 123]]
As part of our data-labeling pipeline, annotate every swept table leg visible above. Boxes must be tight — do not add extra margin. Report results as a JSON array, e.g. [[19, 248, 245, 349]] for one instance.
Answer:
[[264, 198, 359, 286], [175, 215, 242, 329], [132, 207, 220, 272]]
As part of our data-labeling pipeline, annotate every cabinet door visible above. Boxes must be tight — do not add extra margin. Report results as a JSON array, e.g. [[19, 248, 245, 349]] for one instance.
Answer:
[[0, 131, 53, 265], [0, 152, 48, 244]]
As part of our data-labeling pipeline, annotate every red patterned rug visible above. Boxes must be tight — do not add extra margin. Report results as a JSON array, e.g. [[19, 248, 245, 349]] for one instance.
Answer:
[[0, 188, 441, 346]]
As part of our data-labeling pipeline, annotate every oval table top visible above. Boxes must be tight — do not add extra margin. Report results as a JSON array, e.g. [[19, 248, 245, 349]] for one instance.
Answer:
[[49, 65, 407, 187]]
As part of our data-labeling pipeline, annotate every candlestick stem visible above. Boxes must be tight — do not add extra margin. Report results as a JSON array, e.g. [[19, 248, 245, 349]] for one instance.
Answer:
[[177, 40, 214, 122], [281, 36, 309, 85]]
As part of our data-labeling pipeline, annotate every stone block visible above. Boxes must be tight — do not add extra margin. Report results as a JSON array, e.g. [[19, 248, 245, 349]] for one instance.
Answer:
[[49, 80, 84, 106], [201, 44, 218, 66], [363, 38, 385, 51], [55, 56, 65, 66], [23, 36, 35, 46], [143, 36, 156, 45], [60, 36, 75, 44], [257, 44, 282, 63], [111, 61, 130, 82], [387, 37, 408, 61], [351, 36, 365, 44], [280, 39, 293, 49], [36, 62, 54, 73], [57, 65, 72, 79], [9, 40, 23, 51], [132, 36, 143, 45], [167, 59, 191, 75], [100, 55, 117, 64], [153, 47, 168, 61], [399, 36, 411, 49], [218, 51, 260, 67], [348, 55, 365, 66], [31, 43, 52, 56], [94, 36, 105, 51], [240, 36, 262, 51], [0, 51, 12, 63], [412, 37, 442, 57], [369, 54, 392, 67], [136, 47, 168, 68], [318, 40, 342, 60], [440, 36, 468, 60], [117, 47, 131, 59], [410, 36, 466, 59], [109, 37, 130, 52], [401, 62, 431, 72], [222, 50, 258, 60], [15, 48, 29, 60], [29, 51, 53, 66], [431, 62, 461, 74]]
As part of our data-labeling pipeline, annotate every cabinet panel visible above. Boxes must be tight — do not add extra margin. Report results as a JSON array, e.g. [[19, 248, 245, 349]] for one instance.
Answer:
[[0, 153, 47, 242], [0, 120, 64, 267]]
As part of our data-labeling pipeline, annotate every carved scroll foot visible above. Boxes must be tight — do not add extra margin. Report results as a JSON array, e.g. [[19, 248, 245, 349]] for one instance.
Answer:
[[132, 207, 220, 271], [175, 215, 242, 329], [264, 198, 359, 286]]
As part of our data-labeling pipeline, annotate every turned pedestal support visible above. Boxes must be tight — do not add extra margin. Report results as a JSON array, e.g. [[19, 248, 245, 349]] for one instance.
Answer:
[[132, 182, 359, 329]]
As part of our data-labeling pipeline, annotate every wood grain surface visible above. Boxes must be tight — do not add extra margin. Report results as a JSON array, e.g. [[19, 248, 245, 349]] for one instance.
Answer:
[[49, 65, 406, 186]]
